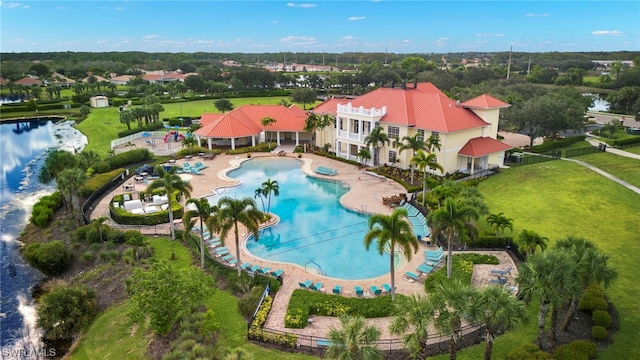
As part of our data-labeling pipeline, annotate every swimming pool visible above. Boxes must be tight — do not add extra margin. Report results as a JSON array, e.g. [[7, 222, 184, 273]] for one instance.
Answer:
[[208, 157, 400, 280]]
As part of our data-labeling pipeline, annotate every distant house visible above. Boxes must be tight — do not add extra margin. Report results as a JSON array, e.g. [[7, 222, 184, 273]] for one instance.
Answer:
[[14, 77, 43, 86], [194, 104, 309, 150], [49, 72, 75, 87], [142, 71, 190, 84], [90, 96, 109, 108], [110, 75, 133, 86], [312, 82, 512, 176]]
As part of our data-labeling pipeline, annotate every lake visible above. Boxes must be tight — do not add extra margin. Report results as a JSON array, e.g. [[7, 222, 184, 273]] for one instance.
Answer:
[[0, 118, 87, 353]]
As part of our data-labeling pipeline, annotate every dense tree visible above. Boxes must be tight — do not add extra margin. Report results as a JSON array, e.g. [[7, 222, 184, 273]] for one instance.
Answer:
[[325, 315, 383, 360], [127, 261, 215, 334], [37, 283, 97, 340], [56, 168, 88, 223], [38, 150, 78, 183], [290, 88, 317, 109], [411, 150, 443, 204], [363, 208, 418, 301], [23, 240, 73, 276], [184, 74, 207, 93], [214, 98, 234, 112]]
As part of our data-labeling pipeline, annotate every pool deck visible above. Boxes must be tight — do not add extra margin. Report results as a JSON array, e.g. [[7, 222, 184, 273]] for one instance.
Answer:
[[90, 152, 518, 343]]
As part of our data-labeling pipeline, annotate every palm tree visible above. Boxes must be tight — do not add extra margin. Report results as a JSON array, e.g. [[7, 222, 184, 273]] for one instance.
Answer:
[[363, 208, 418, 301], [216, 197, 264, 276], [389, 294, 434, 358], [303, 113, 319, 147], [185, 197, 212, 269], [261, 117, 277, 150], [325, 315, 383, 360], [91, 216, 110, 243], [478, 285, 528, 360], [516, 229, 548, 256], [254, 187, 267, 213], [125, 231, 146, 263], [356, 147, 371, 167], [259, 178, 279, 214], [555, 237, 617, 331], [517, 250, 580, 350], [410, 150, 443, 204], [146, 166, 193, 252], [399, 134, 426, 184], [364, 126, 389, 166], [431, 279, 483, 360], [56, 168, 88, 224], [486, 212, 514, 237], [428, 197, 480, 278], [119, 110, 134, 130], [427, 134, 442, 153], [182, 136, 198, 155]]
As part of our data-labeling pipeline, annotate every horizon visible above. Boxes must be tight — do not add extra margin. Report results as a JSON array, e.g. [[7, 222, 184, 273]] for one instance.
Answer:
[[1, 1, 639, 54]]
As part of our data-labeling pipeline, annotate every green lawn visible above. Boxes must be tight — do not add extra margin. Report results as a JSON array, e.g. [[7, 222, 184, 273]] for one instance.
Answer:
[[622, 146, 640, 155], [466, 161, 639, 360], [574, 151, 640, 188]]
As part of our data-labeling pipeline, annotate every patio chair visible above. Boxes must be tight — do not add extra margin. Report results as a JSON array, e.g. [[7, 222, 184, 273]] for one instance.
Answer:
[[370, 285, 382, 295], [258, 267, 271, 275], [216, 248, 230, 256], [311, 282, 323, 291], [417, 263, 433, 275], [405, 271, 419, 281], [382, 283, 392, 293], [222, 254, 235, 263], [490, 265, 513, 276], [333, 285, 342, 294], [270, 269, 284, 278], [240, 262, 251, 270], [354, 286, 364, 296], [489, 277, 507, 285], [299, 280, 313, 289], [250, 264, 261, 273]]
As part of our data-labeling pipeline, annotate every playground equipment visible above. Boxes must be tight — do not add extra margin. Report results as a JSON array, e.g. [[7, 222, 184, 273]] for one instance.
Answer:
[[163, 130, 185, 143]]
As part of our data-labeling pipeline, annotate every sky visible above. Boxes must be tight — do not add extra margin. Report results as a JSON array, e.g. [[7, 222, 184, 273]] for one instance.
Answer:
[[1, 0, 639, 54]]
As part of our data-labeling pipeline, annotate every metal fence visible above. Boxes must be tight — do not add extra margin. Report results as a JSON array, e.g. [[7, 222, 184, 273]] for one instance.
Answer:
[[565, 146, 601, 157], [81, 170, 129, 224], [110, 131, 168, 149], [506, 151, 561, 166]]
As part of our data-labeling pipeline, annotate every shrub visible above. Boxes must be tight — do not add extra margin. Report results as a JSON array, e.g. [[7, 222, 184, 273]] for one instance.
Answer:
[[92, 161, 112, 174], [506, 343, 553, 360], [553, 340, 597, 360], [424, 253, 499, 292], [176, 147, 221, 158], [226, 142, 274, 155], [36, 284, 97, 340], [23, 240, 73, 276], [106, 228, 126, 244], [592, 310, 612, 328], [531, 135, 586, 153], [238, 287, 265, 319], [591, 325, 608, 340], [30, 192, 63, 227], [81, 251, 96, 263], [578, 289, 608, 313], [79, 168, 126, 198], [105, 148, 153, 169], [469, 235, 514, 248], [612, 136, 640, 147], [117, 123, 164, 138]]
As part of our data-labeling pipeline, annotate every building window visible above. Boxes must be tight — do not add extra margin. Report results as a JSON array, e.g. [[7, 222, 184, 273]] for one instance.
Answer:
[[339, 118, 343, 130], [365, 121, 371, 134], [353, 119, 359, 133], [431, 131, 440, 139], [388, 126, 399, 140], [416, 129, 425, 142], [388, 150, 397, 163]]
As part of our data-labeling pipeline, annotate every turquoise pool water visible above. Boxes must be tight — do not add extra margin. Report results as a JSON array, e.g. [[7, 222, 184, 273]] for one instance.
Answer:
[[208, 157, 398, 280]]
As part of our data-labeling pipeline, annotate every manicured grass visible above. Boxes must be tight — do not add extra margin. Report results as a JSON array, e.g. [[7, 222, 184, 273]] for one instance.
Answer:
[[469, 161, 640, 360], [574, 151, 640, 188], [622, 146, 640, 155]]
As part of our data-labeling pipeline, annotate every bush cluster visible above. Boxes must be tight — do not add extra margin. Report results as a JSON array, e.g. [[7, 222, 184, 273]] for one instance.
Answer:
[[592, 310, 612, 328], [249, 294, 299, 348], [553, 340, 597, 360], [612, 136, 640, 147], [591, 325, 608, 340], [30, 192, 63, 227], [176, 147, 221, 158], [23, 240, 72, 276], [578, 284, 608, 313], [285, 289, 395, 328], [0, 102, 79, 113], [468, 235, 514, 248], [506, 343, 553, 360], [105, 148, 153, 169], [530, 135, 586, 153], [79, 168, 126, 198], [226, 142, 275, 155]]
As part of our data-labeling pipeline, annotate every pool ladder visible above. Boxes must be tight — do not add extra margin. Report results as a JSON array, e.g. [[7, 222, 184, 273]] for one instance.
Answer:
[[305, 261, 325, 276]]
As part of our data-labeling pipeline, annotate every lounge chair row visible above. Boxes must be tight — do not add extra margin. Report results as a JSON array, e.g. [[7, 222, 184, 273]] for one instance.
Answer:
[[332, 283, 392, 296], [239, 262, 284, 278], [299, 280, 323, 291], [402, 203, 431, 240], [315, 166, 337, 176], [425, 246, 444, 265]]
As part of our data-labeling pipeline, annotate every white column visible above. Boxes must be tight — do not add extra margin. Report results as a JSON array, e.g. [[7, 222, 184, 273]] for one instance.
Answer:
[[208, 138, 212, 150], [251, 136, 256, 146], [231, 138, 236, 150], [277, 131, 281, 145], [295, 132, 299, 145], [470, 158, 475, 175]]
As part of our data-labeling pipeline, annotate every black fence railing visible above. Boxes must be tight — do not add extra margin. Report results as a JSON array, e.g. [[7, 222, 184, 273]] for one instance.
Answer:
[[81, 170, 129, 224], [565, 146, 601, 158]]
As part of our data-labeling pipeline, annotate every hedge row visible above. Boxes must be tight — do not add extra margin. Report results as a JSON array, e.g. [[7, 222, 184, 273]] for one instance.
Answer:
[[176, 147, 222, 158], [79, 168, 126, 198], [467, 235, 514, 248], [117, 123, 165, 138], [612, 136, 640, 147], [105, 148, 153, 169], [29, 192, 63, 227], [285, 289, 396, 328], [530, 135, 586, 153], [226, 142, 274, 155], [0, 102, 79, 113], [109, 202, 184, 226]]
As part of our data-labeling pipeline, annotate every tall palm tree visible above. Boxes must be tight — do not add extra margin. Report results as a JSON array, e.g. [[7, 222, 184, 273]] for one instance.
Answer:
[[478, 285, 528, 360], [303, 113, 319, 147], [363, 208, 418, 301], [431, 279, 483, 360], [259, 178, 279, 214], [555, 237, 617, 331], [325, 315, 383, 360], [516, 250, 581, 350], [216, 197, 264, 276], [427, 134, 442, 153], [399, 133, 426, 184], [146, 166, 193, 249], [254, 187, 267, 213], [389, 294, 434, 358], [261, 117, 277, 150], [364, 126, 389, 166], [486, 212, 514, 237], [410, 150, 443, 204], [91, 216, 110, 243], [428, 197, 479, 279], [185, 197, 212, 269], [56, 168, 88, 224], [516, 229, 548, 256]]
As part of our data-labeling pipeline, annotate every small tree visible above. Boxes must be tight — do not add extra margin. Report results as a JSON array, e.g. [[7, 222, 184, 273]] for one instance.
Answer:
[[356, 147, 371, 166], [37, 283, 97, 340], [290, 88, 317, 109], [325, 315, 383, 360], [214, 98, 234, 112]]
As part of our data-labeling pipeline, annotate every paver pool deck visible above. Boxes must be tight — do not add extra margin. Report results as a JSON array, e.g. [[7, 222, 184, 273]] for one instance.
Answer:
[[90, 151, 517, 343]]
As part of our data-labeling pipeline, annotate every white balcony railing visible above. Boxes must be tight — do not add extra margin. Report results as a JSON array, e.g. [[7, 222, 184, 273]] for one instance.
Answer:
[[337, 103, 387, 118]]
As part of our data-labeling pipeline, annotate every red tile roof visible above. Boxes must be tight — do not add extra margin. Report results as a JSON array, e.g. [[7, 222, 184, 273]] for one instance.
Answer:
[[334, 83, 489, 132], [15, 77, 42, 86], [461, 94, 510, 109], [195, 104, 308, 138], [459, 137, 512, 157], [312, 97, 350, 115]]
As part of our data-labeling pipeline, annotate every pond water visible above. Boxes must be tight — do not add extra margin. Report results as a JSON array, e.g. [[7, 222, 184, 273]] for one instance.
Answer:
[[0, 118, 86, 353]]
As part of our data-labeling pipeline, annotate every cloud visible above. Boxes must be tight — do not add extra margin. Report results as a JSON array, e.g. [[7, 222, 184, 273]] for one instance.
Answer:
[[115, 7, 124, 11], [10, 38, 24, 43], [286, 3, 316, 8], [525, 13, 550, 17], [272, 20, 278, 24], [476, 33, 504, 37], [142, 34, 160, 39], [279, 35, 317, 46], [591, 30, 623, 36], [2, 2, 22, 8], [348, 16, 365, 21]]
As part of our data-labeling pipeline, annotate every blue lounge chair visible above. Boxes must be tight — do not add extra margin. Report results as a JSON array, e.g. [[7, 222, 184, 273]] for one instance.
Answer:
[[354, 286, 364, 296], [489, 277, 507, 285], [216, 249, 230, 256], [240, 262, 251, 270], [370, 285, 382, 295], [382, 283, 392, 293], [222, 254, 235, 263], [270, 269, 284, 278], [258, 267, 270, 275], [317, 339, 333, 347], [333, 285, 342, 294], [405, 271, 419, 281], [250, 264, 261, 273], [417, 264, 433, 275], [299, 280, 313, 289], [490, 266, 513, 276], [311, 282, 323, 291]]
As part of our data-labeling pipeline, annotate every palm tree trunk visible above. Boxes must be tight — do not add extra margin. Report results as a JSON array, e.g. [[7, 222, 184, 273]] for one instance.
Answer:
[[199, 217, 205, 269], [560, 297, 579, 332], [449, 336, 457, 360], [550, 306, 559, 340], [422, 170, 427, 204], [447, 230, 454, 279], [484, 332, 495, 360], [389, 247, 396, 301], [234, 222, 242, 276], [410, 165, 415, 184], [537, 300, 550, 350]]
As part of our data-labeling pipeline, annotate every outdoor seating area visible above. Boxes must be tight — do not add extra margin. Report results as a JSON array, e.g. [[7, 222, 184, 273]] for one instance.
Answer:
[[299, 280, 323, 291], [425, 246, 445, 265], [314, 166, 338, 176], [182, 162, 207, 175], [401, 203, 431, 241]]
